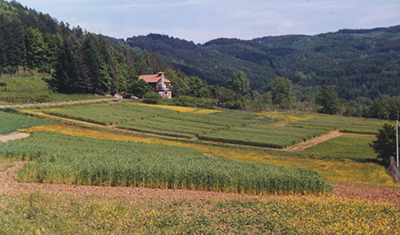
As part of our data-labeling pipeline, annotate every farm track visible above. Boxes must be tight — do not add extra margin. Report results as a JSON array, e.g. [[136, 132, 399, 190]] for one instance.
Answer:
[[286, 130, 343, 151], [1, 162, 400, 204], [0, 98, 114, 109], [0, 133, 30, 143]]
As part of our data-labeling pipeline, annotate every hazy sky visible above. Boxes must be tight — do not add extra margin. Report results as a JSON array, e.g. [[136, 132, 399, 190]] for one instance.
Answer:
[[14, 0, 400, 43]]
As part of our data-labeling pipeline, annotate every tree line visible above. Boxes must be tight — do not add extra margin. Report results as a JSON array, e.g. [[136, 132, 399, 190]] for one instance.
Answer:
[[0, 0, 170, 95]]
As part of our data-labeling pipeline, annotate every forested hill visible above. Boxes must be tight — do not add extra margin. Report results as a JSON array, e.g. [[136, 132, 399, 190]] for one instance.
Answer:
[[126, 26, 400, 101], [0, 0, 170, 95]]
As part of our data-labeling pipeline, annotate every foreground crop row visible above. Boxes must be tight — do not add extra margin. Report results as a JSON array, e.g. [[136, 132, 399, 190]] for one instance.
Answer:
[[0, 132, 331, 195]]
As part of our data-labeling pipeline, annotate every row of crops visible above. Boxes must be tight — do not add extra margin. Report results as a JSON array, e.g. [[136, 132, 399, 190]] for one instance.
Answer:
[[39, 102, 389, 148], [0, 132, 332, 195], [198, 125, 329, 148], [40, 103, 330, 147], [0, 111, 49, 135]]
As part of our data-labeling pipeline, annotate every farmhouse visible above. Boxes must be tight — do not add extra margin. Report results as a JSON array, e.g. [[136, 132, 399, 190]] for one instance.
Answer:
[[139, 72, 172, 99]]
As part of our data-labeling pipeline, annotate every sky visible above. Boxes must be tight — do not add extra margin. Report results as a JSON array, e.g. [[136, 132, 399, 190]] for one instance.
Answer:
[[14, 0, 400, 43]]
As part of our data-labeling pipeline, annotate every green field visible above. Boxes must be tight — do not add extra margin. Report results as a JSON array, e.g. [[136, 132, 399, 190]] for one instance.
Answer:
[[39, 102, 391, 149], [0, 102, 399, 234], [1, 132, 332, 195], [0, 76, 109, 105], [198, 123, 329, 148], [301, 134, 377, 160], [340, 119, 392, 134], [0, 111, 49, 135]]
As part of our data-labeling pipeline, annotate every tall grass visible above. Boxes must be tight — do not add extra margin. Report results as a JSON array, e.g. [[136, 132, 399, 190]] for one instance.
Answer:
[[1, 132, 332, 195]]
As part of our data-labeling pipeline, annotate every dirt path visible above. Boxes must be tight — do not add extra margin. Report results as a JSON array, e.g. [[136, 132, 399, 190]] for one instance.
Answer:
[[0, 133, 30, 143], [270, 121, 289, 127], [286, 130, 343, 151], [0, 98, 113, 109], [1, 162, 400, 204]]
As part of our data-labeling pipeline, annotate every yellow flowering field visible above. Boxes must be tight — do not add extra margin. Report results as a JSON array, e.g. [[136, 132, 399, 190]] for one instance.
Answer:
[[258, 112, 319, 123], [131, 102, 221, 114], [20, 125, 398, 187], [193, 109, 221, 114], [0, 193, 398, 234]]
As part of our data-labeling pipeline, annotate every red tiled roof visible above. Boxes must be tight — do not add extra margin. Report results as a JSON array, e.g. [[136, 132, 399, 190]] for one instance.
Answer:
[[138, 72, 171, 84]]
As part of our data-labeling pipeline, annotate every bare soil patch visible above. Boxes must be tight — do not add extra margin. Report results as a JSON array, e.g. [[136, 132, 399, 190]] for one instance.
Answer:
[[0, 133, 30, 143], [1, 162, 399, 204]]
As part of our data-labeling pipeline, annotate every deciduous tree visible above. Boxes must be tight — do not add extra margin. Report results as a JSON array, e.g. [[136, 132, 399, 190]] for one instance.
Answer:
[[316, 85, 340, 115], [130, 79, 153, 98], [269, 76, 295, 109], [370, 123, 396, 163], [228, 70, 250, 97]]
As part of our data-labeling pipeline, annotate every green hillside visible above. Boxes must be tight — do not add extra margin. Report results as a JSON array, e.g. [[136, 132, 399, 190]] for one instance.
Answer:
[[125, 26, 400, 101], [0, 0, 171, 97]]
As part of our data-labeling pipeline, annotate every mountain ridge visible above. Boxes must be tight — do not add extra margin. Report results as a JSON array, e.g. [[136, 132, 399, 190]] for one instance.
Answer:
[[124, 25, 400, 101]]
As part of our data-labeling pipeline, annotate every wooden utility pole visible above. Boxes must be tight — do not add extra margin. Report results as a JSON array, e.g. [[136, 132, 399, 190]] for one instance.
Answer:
[[397, 112, 399, 167]]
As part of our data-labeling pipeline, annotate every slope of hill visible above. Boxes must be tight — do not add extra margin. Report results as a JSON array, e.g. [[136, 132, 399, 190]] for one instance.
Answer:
[[0, 0, 171, 96], [126, 26, 400, 101]]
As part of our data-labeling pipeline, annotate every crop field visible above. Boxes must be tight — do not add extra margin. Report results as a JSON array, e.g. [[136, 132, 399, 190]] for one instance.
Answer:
[[133, 102, 222, 114], [302, 134, 377, 160], [20, 125, 399, 187], [42, 103, 156, 125], [340, 119, 392, 134], [2, 106, 400, 234], [0, 111, 49, 135], [257, 112, 320, 122], [43, 102, 246, 127], [198, 124, 329, 148], [0, 132, 332, 195], [1, 193, 398, 234], [38, 102, 388, 149]]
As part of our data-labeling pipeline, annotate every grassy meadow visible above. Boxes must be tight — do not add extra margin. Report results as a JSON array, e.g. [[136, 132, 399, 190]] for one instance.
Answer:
[[0, 193, 398, 234], [0, 75, 109, 105]]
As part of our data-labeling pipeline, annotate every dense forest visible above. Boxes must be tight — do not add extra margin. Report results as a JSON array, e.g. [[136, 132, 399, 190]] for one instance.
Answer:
[[125, 26, 400, 102], [0, 0, 170, 95]]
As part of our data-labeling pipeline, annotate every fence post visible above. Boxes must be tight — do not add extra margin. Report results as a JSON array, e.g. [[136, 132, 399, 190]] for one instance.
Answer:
[[389, 160, 400, 183]]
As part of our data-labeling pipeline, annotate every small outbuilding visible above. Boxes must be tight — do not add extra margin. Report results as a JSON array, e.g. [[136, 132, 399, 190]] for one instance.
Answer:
[[138, 72, 172, 99]]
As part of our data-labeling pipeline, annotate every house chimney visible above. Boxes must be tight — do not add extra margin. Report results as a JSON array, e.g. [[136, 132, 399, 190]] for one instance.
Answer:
[[159, 72, 164, 87]]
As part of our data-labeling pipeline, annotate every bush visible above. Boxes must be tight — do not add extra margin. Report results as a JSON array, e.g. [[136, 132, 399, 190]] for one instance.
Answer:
[[143, 92, 162, 104], [171, 96, 218, 109]]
